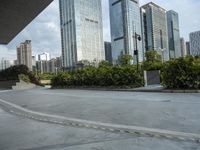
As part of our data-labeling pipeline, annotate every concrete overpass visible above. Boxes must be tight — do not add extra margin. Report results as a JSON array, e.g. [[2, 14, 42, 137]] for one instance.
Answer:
[[0, 0, 53, 44]]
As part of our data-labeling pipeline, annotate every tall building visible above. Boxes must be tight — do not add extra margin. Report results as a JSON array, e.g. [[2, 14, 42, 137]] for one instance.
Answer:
[[59, 0, 105, 69], [109, 0, 143, 64], [104, 42, 112, 63], [186, 42, 191, 55], [141, 2, 169, 61], [36, 56, 62, 73], [16, 40, 32, 71], [180, 38, 187, 57], [38, 52, 51, 61], [0, 58, 12, 71], [189, 31, 200, 56], [32, 56, 36, 71], [167, 10, 181, 58]]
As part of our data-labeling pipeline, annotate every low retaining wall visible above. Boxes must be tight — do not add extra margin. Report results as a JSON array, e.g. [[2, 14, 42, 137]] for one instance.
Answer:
[[144, 70, 160, 86], [0, 80, 18, 89]]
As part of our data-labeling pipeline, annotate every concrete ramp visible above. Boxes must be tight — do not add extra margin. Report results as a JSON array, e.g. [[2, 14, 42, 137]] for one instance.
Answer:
[[12, 80, 36, 90]]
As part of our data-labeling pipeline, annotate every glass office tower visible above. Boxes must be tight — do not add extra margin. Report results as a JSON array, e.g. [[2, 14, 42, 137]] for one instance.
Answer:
[[109, 0, 143, 64], [141, 2, 169, 61], [190, 31, 200, 56], [59, 0, 105, 69], [167, 10, 181, 58]]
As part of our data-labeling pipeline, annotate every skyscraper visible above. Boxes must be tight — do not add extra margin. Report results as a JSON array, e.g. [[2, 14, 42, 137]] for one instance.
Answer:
[[189, 31, 200, 56], [180, 38, 187, 57], [167, 10, 181, 58], [141, 2, 169, 61], [16, 40, 32, 71], [186, 42, 191, 55], [38, 52, 51, 61], [0, 58, 12, 71], [59, 0, 105, 69], [104, 42, 112, 63], [109, 0, 143, 64]]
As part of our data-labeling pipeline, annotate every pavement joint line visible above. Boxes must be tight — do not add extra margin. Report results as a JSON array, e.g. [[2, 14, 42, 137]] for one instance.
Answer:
[[108, 128, 115, 132], [1, 98, 200, 143], [91, 126, 98, 129]]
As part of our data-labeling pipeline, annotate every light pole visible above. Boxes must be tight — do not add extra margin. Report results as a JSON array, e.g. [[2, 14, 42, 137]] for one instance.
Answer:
[[159, 48, 166, 63], [133, 32, 141, 72]]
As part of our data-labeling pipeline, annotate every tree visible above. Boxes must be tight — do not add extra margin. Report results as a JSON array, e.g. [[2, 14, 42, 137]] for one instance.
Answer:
[[119, 54, 133, 65], [145, 50, 162, 62], [99, 60, 112, 68], [142, 50, 162, 71]]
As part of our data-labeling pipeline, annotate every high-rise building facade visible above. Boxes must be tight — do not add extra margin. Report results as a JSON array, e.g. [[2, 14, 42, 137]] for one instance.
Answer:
[[180, 38, 187, 57], [186, 42, 191, 55], [104, 42, 112, 63], [109, 0, 143, 64], [38, 52, 51, 61], [16, 40, 32, 71], [59, 0, 105, 69], [167, 10, 181, 58], [189, 31, 200, 56], [0, 58, 12, 71], [141, 2, 169, 61]]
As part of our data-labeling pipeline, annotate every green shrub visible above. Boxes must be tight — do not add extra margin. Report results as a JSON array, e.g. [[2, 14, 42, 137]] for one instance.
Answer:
[[51, 64, 144, 88], [0, 65, 41, 85], [38, 73, 54, 80], [161, 56, 200, 89], [51, 72, 71, 87], [0, 65, 29, 81], [142, 61, 163, 71], [142, 50, 162, 71], [18, 74, 30, 83]]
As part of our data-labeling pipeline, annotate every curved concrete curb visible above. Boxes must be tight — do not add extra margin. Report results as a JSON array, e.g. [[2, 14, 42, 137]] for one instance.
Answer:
[[51, 87, 200, 93], [0, 98, 200, 143], [12, 80, 36, 91]]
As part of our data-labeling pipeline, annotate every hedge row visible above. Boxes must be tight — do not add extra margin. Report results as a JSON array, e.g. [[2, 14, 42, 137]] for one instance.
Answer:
[[161, 56, 200, 89], [0, 65, 41, 85], [51, 65, 144, 88]]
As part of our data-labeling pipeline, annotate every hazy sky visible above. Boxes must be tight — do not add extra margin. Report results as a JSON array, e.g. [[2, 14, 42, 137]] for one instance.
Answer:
[[0, 0, 200, 60]]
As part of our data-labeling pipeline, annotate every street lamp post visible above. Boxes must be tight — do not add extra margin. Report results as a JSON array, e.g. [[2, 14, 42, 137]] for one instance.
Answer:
[[159, 48, 166, 63], [133, 32, 141, 72]]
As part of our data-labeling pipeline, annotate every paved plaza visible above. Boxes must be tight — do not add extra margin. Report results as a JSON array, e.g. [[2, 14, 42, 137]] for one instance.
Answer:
[[0, 88, 200, 149]]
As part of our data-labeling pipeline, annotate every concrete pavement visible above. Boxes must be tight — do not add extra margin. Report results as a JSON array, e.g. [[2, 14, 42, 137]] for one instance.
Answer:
[[0, 88, 200, 134], [1, 88, 200, 149], [1, 107, 200, 150], [0, 97, 200, 143]]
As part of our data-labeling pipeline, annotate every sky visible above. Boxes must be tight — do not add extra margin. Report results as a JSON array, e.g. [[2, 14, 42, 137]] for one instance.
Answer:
[[0, 0, 200, 60]]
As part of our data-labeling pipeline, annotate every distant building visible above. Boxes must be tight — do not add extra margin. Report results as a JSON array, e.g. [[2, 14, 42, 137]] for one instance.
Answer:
[[186, 42, 191, 55], [0, 58, 12, 71], [32, 56, 36, 71], [38, 52, 50, 61], [141, 2, 169, 61], [36, 56, 62, 73], [36, 60, 49, 74], [60, 0, 105, 69], [104, 42, 112, 63], [189, 31, 200, 56], [167, 10, 181, 58], [32, 56, 36, 66], [109, 0, 143, 64], [16, 40, 32, 71], [180, 38, 187, 57], [14, 60, 18, 66]]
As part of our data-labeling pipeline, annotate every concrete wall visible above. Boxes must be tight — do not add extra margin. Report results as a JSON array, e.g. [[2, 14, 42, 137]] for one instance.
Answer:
[[144, 70, 160, 86], [0, 80, 18, 90]]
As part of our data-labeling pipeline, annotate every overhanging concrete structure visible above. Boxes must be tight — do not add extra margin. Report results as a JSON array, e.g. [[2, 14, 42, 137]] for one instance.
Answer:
[[0, 0, 53, 44]]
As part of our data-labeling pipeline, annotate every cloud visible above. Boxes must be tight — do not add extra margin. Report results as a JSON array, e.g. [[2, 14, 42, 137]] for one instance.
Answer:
[[2, 0, 61, 60], [1, 0, 200, 60], [0, 45, 16, 60]]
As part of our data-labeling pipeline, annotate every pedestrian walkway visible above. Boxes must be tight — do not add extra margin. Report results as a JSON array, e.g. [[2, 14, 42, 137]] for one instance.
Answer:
[[0, 97, 200, 143]]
